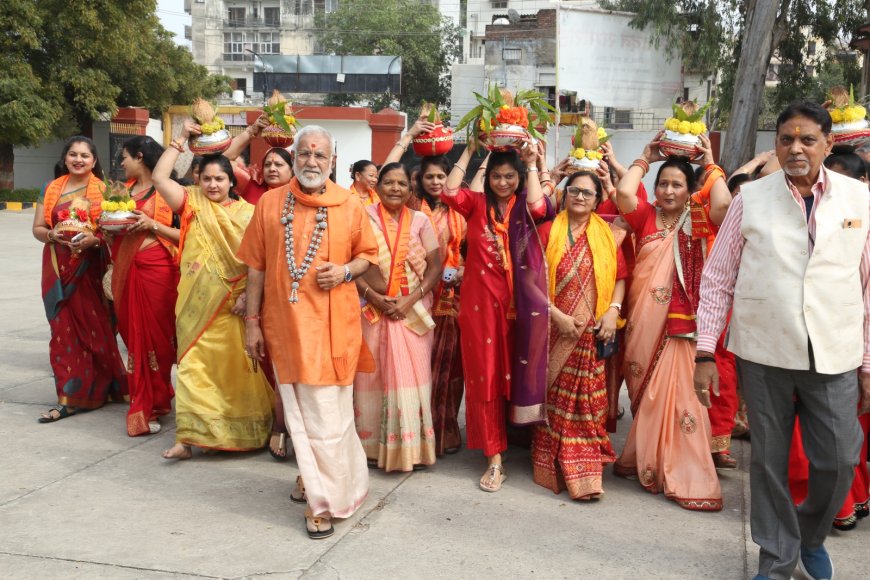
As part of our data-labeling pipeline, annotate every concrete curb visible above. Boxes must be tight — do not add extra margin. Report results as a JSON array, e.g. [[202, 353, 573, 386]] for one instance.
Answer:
[[0, 202, 35, 211]]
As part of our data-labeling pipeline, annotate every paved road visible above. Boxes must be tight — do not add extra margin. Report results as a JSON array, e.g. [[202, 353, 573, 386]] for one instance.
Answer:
[[0, 209, 866, 579]]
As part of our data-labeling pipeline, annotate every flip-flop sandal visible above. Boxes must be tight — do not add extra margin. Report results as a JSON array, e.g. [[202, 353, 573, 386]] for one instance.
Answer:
[[444, 447, 461, 455], [479, 464, 506, 493], [268, 432, 289, 462], [290, 475, 307, 504], [148, 421, 162, 434], [304, 509, 334, 540], [38, 405, 76, 423]]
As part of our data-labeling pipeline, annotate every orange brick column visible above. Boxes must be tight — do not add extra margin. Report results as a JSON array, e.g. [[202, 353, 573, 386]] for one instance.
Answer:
[[111, 108, 149, 136], [369, 108, 406, 165]]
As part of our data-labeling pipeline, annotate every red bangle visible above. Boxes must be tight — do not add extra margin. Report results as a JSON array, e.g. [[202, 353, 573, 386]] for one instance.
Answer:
[[170, 141, 184, 153], [244, 315, 261, 321]]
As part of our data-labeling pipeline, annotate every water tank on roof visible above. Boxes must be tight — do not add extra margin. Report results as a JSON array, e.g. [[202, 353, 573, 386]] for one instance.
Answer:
[[232, 90, 245, 105]]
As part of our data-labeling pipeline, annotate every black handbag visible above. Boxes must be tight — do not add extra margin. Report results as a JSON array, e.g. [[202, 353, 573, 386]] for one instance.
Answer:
[[596, 334, 619, 360]]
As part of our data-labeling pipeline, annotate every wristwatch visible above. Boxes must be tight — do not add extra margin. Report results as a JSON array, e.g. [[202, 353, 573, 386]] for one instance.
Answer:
[[344, 265, 352, 283]]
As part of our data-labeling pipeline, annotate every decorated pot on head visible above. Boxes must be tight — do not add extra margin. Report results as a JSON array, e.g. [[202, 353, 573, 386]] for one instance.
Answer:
[[826, 85, 870, 148], [54, 198, 96, 241], [262, 90, 299, 148], [99, 180, 138, 233], [457, 85, 554, 153], [659, 100, 711, 160], [188, 98, 232, 155], [569, 118, 608, 172], [412, 102, 454, 157]]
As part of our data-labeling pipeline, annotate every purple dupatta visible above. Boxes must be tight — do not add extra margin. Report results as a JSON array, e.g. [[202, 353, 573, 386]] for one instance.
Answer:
[[508, 191, 554, 425]]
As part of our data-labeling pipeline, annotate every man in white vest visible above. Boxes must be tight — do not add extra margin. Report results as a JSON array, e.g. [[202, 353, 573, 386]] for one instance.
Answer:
[[695, 101, 870, 580]]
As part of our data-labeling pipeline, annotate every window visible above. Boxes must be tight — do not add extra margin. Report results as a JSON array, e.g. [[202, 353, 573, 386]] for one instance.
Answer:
[[264, 7, 280, 26], [260, 32, 280, 54], [223, 32, 255, 61], [228, 7, 245, 27], [502, 47, 521, 62], [492, 0, 507, 8], [235, 78, 248, 94], [808, 41, 817, 56]]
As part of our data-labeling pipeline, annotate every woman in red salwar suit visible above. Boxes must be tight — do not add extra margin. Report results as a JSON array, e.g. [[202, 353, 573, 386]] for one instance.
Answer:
[[442, 141, 552, 493]]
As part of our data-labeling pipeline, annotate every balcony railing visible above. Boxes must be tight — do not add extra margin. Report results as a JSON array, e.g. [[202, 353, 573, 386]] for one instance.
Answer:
[[224, 17, 281, 28]]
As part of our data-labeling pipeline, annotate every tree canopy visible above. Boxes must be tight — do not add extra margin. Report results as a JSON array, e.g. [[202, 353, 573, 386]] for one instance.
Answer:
[[599, 0, 867, 171], [0, 0, 230, 187], [313, 0, 462, 114]]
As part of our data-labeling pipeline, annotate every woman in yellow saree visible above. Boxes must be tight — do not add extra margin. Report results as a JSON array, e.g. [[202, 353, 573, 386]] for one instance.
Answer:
[[152, 120, 273, 459]]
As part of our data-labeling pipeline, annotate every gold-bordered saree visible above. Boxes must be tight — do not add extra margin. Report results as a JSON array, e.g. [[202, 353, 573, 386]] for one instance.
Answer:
[[173, 188, 273, 450]]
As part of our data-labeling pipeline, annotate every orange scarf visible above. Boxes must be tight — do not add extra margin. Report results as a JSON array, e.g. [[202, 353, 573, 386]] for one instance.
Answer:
[[377, 204, 412, 297], [421, 200, 463, 315], [690, 166, 724, 249], [127, 179, 177, 256], [282, 177, 373, 375], [350, 183, 377, 206], [43, 174, 104, 227], [490, 197, 516, 318]]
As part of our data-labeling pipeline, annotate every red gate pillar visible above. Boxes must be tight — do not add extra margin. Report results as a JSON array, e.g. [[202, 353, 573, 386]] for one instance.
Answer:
[[369, 108, 406, 165]]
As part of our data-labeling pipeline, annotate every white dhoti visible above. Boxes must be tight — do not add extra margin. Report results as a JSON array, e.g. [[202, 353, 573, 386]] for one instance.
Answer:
[[279, 382, 369, 518]]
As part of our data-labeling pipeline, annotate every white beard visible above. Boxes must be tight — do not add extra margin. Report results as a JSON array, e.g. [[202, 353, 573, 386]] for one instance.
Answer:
[[783, 164, 811, 177], [295, 166, 328, 189]]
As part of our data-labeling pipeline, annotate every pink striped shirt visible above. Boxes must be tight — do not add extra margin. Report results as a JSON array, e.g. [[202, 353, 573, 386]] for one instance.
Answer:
[[696, 167, 870, 372]]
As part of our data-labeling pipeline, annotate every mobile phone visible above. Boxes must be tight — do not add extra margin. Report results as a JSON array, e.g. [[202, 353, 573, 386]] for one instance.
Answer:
[[71, 232, 87, 243]]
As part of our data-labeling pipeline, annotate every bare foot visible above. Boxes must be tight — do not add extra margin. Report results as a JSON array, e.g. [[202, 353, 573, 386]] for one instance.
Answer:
[[162, 443, 192, 460]]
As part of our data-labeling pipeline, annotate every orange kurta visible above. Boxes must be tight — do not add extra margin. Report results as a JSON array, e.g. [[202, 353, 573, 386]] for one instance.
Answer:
[[238, 181, 378, 386]]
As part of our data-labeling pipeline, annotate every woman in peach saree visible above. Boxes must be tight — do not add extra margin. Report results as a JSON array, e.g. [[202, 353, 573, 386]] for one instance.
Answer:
[[613, 137, 729, 512]]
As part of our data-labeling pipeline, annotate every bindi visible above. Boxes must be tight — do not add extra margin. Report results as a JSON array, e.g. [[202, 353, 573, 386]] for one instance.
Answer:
[[793, 126, 801, 136]]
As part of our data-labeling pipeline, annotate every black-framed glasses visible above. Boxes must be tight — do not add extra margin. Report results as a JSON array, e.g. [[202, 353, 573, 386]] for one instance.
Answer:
[[565, 186, 597, 200]]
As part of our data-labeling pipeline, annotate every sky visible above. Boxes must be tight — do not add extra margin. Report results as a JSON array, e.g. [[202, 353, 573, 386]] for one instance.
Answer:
[[156, 0, 192, 48]]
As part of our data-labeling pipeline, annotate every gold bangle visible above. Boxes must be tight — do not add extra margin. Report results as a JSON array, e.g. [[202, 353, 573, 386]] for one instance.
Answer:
[[455, 166, 467, 175], [363, 287, 370, 300]]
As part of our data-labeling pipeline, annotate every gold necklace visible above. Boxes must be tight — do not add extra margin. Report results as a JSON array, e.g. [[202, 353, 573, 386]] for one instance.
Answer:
[[658, 209, 680, 231]]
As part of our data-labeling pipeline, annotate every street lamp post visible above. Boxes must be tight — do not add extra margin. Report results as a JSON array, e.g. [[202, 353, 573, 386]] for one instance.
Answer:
[[245, 47, 270, 103]]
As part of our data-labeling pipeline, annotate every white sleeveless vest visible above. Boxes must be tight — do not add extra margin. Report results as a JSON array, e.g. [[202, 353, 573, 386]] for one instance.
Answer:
[[727, 169, 869, 374]]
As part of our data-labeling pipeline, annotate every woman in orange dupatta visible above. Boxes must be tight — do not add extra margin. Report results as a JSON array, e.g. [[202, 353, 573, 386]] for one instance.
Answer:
[[110, 136, 180, 436], [533, 172, 627, 500], [353, 163, 442, 472], [32, 137, 128, 422], [613, 135, 730, 512], [384, 120, 469, 455], [153, 121, 273, 459], [349, 160, 378, 206]]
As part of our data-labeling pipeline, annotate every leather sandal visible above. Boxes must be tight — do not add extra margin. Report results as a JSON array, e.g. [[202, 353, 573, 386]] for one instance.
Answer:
[[712, 452, 738, 470], [479, 464, 506, 492], [268, 432, 289, 462], [38, 405, 76, 423], [290, 475, 306, 504], [304, 508, 334, 540]]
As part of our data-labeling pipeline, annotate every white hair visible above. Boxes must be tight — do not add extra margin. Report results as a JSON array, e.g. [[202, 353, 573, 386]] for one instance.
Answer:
[[292, 125, 337, 158]]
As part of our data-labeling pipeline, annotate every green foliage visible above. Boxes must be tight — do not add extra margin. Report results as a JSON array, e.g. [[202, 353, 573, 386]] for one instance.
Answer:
[[315, 0, 462, 114], [671, 100, 713, 122], [599, 0, 867, 129], [456, 85, 556, 147], [0, 189, 40, 203], [0, 0, 230, 150]]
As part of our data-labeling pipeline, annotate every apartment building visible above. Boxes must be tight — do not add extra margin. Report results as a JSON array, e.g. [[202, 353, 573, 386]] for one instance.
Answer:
[[184, 0, 338, 98]]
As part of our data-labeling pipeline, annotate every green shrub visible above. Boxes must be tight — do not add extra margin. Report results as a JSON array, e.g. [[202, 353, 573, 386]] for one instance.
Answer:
[[0, 189, 40, 203]]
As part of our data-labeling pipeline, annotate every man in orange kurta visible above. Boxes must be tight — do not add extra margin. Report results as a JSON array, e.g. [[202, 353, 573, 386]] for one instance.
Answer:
[[238, 125, 377, 540]]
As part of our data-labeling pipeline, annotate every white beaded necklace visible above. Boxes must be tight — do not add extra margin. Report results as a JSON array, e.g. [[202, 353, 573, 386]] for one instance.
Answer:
[[281, 190, 327, 303]]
